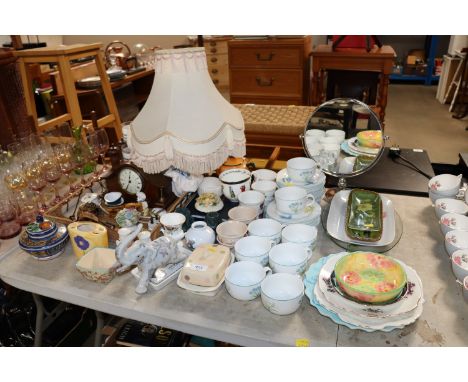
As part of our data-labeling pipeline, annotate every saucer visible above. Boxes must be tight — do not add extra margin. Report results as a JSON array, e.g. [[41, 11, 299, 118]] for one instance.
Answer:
[[276, 168, 326, 188], [195, 200, 224, 213], [266, 201, 321, 226], [104, 192, 122, 204], [105, 197, 124, 207]]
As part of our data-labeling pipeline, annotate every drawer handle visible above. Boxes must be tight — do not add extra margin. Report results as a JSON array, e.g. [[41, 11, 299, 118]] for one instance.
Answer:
[[256, 52, 275, 61], [210, 41, 216, 47], [211, 69, 218, 74], [210, 48, 217, 53], [211, 57, 217, 63], [213, 79, 219, 84], [256, 77, 274, 87]]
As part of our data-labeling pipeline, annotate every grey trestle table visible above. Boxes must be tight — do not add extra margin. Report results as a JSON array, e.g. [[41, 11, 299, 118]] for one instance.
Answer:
[[0, 194, 467, 347]]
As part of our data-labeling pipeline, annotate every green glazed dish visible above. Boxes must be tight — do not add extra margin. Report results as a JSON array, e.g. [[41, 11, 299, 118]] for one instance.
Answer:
[[345, 189, 383, 242]]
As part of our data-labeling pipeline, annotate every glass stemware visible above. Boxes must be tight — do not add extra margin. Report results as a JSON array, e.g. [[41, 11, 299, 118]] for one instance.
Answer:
[[4, 159, 27, 191], [23, 157, 48, 212], [0, 193, 22, 239], [15, 189, 39, 226], [41, 155, 63, 206], [95, 128, 110, 174], [54, 143, 78, 194]]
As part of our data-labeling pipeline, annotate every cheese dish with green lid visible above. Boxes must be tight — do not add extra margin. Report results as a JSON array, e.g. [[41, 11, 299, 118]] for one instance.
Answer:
[[345, 189, 383, 242], [334, 252, 407, 304]]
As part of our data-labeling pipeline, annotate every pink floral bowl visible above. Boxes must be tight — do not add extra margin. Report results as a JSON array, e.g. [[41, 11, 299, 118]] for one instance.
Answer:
[[445, 230, 468, 257], [435, 198, 468, 219], [451, 249, 468, 283], [334, 252, 407, 304], [439, 213, 468, 236], [428, 174, 462, 197]]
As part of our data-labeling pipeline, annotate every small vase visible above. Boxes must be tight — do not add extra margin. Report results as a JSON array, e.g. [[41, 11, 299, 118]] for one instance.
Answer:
[[185, 221, 215, 250]]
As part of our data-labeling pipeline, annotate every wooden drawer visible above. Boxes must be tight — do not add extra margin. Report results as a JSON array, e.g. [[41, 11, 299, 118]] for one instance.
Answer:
[[204, 40, 228, 55], [230, 69, 302, 98], [229, 47, 303, 69], [207, 53, 228, 67]]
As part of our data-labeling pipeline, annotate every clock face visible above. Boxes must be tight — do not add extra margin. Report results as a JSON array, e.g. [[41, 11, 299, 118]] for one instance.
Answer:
[[118, 167, 143, 195]]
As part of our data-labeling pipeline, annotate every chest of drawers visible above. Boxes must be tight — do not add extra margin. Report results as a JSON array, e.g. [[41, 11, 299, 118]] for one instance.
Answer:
[[204, 37, 231, 91], [228, 36, 312, 105]]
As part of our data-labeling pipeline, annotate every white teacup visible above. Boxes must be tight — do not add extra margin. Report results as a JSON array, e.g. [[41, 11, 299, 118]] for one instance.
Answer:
[[275, 186, 315, 215], [281, 224, 317, 255], [234, 235, 274, 266], [338, 156, 356, 174], [216, 220, 248, 247], [225, 261, 271, 301], [261, 273, 304, 315], [287, 157, 317, 183], [252, 180, 277, 199], [305, 129, 325, 138], [305, 141, 323, 157], [325, 129, 346, 143], [319, 136, 341, 145], [322, 143, 341, 159], [248, 218, 283, 244], [269, 242, 309, 275], [160, 213, 186, 241], [219, 169, 252, 202], [238, 190, 265, 213], [252, 169, 277, 182]]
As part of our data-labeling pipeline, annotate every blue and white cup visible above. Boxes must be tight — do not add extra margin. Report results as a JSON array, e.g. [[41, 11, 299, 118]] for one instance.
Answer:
[[287, 157, 317, 183], [275, 186, 315, 215], [234, 235, 274, 266], [268, 242, 309, 275]]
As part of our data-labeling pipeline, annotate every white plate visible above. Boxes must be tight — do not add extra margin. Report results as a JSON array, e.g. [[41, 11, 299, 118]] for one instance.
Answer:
[[176, 253, 234, 296], [195, 201, 224, 213], [317, 252, 423, 319], [327, 190, 396, 247], [313, 283, 423, 331], [276, 168, 326, 189], [266, 201, 321, 226], [347, 137, 380, 155]]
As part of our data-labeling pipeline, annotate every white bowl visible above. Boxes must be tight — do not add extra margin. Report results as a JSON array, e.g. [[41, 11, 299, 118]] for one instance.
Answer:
[[228, 206, 258, 225], [445, 230, 468, 257], [252, 169, 277, 182], [451, 249, 468, 282], [219, 169, 252, 202], [225, 261, 271, 301], [463, 276, 468, 304], [252, 180, 277, 198], [216, 220, 248, 247], [439, 213, 468, 236], [305, 129, 326, 138], [428, 174, 462, 196], [435, 198, 468, 219], [104, 192, 122, 204], [248, 218, 283, 245], [281, 224, 318, 253], [268, 243, 309, 274], [198, 177, 222, 197], [261, 273, 304, 315], [287, 157, 317, 183], [325, 129, 346, 143], [238, 190, 265, 212], [75, 247, 116, 283], [234, 236, 273, 266]]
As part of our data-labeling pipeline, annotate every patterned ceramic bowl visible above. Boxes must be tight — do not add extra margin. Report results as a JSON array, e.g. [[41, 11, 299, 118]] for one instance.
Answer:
[[435, 198, 468, 219], [19, 223, 69, 260], [26, 216, 58, 241], [334, 252, 407, 304]]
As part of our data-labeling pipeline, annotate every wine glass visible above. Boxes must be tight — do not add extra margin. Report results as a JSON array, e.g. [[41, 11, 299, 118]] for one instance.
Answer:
[[95, 129, 110, 175], [0, 191, 22, 239], [41, 156, 63, 206], [15, 189, 39, 226], [4, 159, 27, 191], [72, 140, 92, 188], [86, 131, 102, 183], [53, 144, 78, 194], [23, 157, 48, 212]]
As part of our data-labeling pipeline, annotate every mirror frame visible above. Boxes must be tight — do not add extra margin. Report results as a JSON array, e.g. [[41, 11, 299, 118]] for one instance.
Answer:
[[300, 98, 386, 179]]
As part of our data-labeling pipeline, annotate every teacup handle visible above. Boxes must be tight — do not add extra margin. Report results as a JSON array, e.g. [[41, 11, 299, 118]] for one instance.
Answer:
[[263, 266, 272, 276], [268, 240, 276, 249], [306, 247, 313, 260], [306, 193, 315, 204]]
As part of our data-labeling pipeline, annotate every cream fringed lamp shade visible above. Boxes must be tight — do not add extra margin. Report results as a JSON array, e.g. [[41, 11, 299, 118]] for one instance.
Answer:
[[128, 47, 246, 175]]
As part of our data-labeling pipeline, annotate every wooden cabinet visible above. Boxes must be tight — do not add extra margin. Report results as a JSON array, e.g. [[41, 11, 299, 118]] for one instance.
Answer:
[[228, 36, 312, 105], [204, 37, 231, 91]]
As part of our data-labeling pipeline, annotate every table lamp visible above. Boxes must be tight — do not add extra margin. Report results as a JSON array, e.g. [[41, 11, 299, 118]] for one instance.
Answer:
[[128, 47, 246, 175]]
